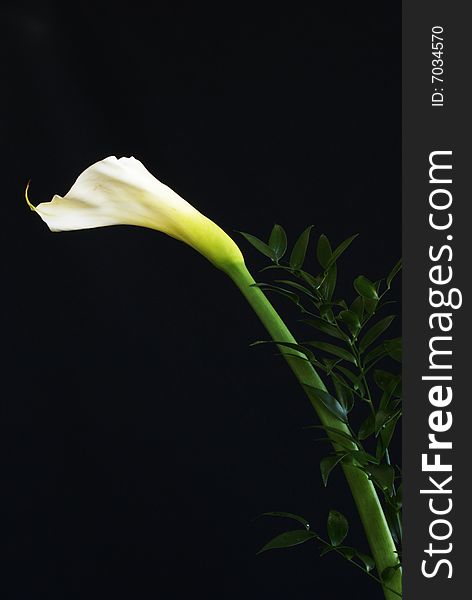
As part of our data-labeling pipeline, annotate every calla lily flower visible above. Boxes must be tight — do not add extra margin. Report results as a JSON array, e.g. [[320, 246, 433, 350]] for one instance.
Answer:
[[27, 156, 402, 593], [27, 156, 244, 271]]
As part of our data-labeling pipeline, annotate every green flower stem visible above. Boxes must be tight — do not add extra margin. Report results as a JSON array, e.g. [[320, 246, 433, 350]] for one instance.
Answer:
[[227, 262, 402, 600]]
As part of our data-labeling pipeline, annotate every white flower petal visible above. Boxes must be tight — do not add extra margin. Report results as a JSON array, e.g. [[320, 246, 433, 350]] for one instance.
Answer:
[[30, 156, 244, 270], [34, 157, 193, 236]]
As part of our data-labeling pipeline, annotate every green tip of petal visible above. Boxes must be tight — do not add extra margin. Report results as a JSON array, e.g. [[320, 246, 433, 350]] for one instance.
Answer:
[[25, 180, 36, 211]]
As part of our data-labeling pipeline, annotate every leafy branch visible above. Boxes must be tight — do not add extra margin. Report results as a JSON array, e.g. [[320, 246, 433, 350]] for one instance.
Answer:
[[257, 511, 402, 598], [240, 224, 402, 586]]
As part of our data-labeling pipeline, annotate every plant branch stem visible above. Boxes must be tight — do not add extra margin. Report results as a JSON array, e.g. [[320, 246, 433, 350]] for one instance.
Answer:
[[227, 262, 402, 600]]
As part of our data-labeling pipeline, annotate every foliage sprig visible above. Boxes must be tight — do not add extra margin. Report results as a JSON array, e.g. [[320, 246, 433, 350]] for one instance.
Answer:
[[240, 224, 402, 586]]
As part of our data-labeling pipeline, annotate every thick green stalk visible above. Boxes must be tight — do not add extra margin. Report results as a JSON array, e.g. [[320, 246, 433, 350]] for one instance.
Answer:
[[226, 261, 402, 600]]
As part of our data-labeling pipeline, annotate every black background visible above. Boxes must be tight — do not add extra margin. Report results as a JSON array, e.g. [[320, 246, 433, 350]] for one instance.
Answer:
[[3, 2, 400, 599]]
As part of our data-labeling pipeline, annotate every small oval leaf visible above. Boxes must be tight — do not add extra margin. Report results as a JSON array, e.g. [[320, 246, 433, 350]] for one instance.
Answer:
[[359, 316, 395, 353], [320, 454, 347, 487], [269, 224, 288, 261], [338, 546, 356, 560], [363, 344, 388, 365], [302, 316, 348, 341], [260, 511, 310, 531], [357, 551, 376, 572], [303, 386, 348, 423], [317, 234, 332, 269], [306, 341, 357, 364], [321, 264, 337, 302], [350, 296, 364, 321], [239, 231, 276, 261], [327, 509, 349, 546], [339, 310, 361, 337], [332, 375, 355, 413], [373, 370, 401, 394], [274, 280, 315, 298], [336, 365, 365, 395], [257, 530, 317, 554], [290, 225, 313, 269], [386, 259, 402, 289], [364, 296, 379, 316], [384, 338, 402, 362], [358, 414, 375, 440], [354, 275, 379, 300], [368, 464, 395, 496], [326, 234, 358, 269]]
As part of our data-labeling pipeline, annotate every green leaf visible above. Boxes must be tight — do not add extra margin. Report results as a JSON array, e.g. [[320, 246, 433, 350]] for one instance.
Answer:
[[384, 338, 402, 362], [322, 357, 342, 374], [299, 270, 323, 290], [321, 264, 337, 302], [260, 512, 310, 531], [364, 297, 378, 316], [317, 234, 332, 269], [302, 316, 348, 341], [350, 296, 364, 321], [332, 374, 355, 413], [238, 232, 276, 261], [345, 448, 379, 466], [375, 406, 402, 437], [326, 234, 358, 269], [339, 310, 361, 337], [356, 552, 376, 573], [318, 304, 335, 321], [320, 545, 356, 560], [290, 226, 313, 270], [257, 530, 317, 554], [320, 454, 347, 486], [327, 510, 349, 546], [373, 370, 401, 396], [359, 316, 395, 353], [368, 465, 395, 496], [259, 264, 293, 274], [379, 378, 401, 411], [363, 344, 388, 365], [376, 414, 401, 460], [274, 280, 315, 298], [337, 546, 356, 560], [358, 414, 375, 440], [334, 366, 363, 395], [303, 386, 348, 423], [354, 276, 379, 300], [396, 483, 403, 505], [386, 259, 402, 289], [268, 224, 288, 261], [306, 341, 357, 364]]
